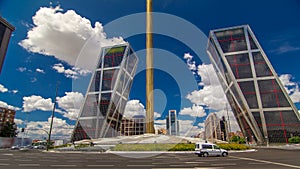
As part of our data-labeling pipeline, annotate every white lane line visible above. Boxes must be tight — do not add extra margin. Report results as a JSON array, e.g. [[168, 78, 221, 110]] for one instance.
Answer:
[[248, 162, 268, 165], [86, 165, 114, 167], [0, 163, 9, 166], [50, 165, 77, 167], [230, 156, 300, 169], [18, 164, 40, 167], [211, 163, 237, 166], [127, 164, 155, 167]]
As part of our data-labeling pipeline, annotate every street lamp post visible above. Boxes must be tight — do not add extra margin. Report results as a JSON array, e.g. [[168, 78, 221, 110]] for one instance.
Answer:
[[47, 82, 59, 151]]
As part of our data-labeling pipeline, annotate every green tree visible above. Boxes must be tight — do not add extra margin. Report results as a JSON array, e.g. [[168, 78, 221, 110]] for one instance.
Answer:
[[230, 135, 246, 144], [0, 122, 18, 137]]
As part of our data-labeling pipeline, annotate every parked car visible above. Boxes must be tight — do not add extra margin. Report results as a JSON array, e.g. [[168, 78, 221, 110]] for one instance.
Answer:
[[11, 145, 20, 150], [195, 142, 228, 157], [33, 145, 46, 149]]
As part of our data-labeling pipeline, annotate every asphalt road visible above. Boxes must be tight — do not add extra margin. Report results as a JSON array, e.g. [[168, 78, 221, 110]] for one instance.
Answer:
[[0, 148, 299, 169]]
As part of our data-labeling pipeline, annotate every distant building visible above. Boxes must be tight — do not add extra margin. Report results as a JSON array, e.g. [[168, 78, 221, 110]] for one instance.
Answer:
[[71, 44, 138, 141], [0, 107, 16, 131], [120, 115, 145, 136], [207, 25, 300, 144], [204, 113, 227, 142], [166, 110, 179, 136], [0, 17, 15, 74]]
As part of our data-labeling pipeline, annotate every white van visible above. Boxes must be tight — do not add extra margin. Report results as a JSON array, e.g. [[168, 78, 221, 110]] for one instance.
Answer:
[[195, 142, 228, 157]]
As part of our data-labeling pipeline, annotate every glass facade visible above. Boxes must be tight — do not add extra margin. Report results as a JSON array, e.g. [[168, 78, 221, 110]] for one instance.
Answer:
[[0, 17, 15, 74], [207, 25, 300, 144], [71, 44, 138, 141]]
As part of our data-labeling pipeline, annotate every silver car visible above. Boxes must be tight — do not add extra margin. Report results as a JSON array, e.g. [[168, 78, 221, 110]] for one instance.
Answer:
[[195, 143, 228, 157]]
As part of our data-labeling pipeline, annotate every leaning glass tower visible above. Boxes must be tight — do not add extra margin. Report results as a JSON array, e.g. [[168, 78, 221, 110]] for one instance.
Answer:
[[207, 25, 300, 144], [72, 43, 138, 141]]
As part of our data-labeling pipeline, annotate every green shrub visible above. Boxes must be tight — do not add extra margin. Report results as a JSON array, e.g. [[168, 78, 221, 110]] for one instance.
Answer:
[[288, 136, 300, 144], [217, 143, 250, 150], [168, 143, 194, 151], [111, 143, 195, 151], [230, 136, 246, 144]]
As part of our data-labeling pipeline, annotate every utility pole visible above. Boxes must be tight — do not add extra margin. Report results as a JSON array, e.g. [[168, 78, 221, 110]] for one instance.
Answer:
[[146, 0, 155, 133], [47, 82, 59, 151]]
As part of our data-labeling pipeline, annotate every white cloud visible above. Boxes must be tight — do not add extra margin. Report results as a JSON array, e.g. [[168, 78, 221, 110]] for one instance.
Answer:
[[17, 67, 27, 72], [279, 74, 300, 103], [22, 95, 54, 112], [0, 101, 21, 111], [14, 119, 24, 126], [36, 68, 45, 74], [178, 120, 202, 136], [30, 77, 37, 83], [25, 117, 74, 140], [179, 104, 206, 117], [154, 112, 161, 119], [56, 92, 84, 120], [123, 100, 146, 118], [0, 84, 8, 93], [186, 64, 227, 111], [19, 6, 125, 71], [183, 53, 196, 72], [52, 63, 90, 79], [11, 90, 18, 94]]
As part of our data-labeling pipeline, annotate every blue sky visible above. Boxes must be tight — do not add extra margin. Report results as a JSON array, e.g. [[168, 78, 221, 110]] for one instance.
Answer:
[[0, 0, 300, 139]]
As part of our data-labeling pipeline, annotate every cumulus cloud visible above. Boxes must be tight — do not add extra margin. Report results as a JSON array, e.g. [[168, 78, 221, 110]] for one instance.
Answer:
[[19, 6, 125, 70], [14, 119, 24, 126], [279, 74, 300, 103], [52, 63, 90, 79], [183, 53, 197, 72], [0, 101, 21, 111], [25, 117, 74, 139], [123, 100, 146, 118], [36, 68, 45, 74], [56, 92, 84, 120], [179, 120, 202, 136], [22, 95, 54, 112], [0, 84, 8, 93], [179, 104, 206, 117], [186, 64, 227, 111]]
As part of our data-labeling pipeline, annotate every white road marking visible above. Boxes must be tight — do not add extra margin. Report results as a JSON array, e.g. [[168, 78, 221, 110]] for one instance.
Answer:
[[230, 156, 300, 169], [0, 163, 9, 166], [127, 164, 155, 167], [211, 163, 237, 166], [86, 164, 114, 167], [50, 164, 77, 167], [18, 164, 40, 167]]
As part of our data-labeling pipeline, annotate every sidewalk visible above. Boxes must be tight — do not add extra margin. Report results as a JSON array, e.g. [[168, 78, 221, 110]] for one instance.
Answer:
[[254, 144, 300, 151]]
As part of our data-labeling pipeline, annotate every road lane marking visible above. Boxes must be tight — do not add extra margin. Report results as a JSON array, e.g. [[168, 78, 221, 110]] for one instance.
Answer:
[[230, 156, 300, 169], [127, 164, 155, 167], [86, 165, 114, 167], [18, 164, 40, 167], [50, 165, 77, 167], [248, 162, 268, 165], [211, 163, 237, 166], [0, 163, 9, 166]]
